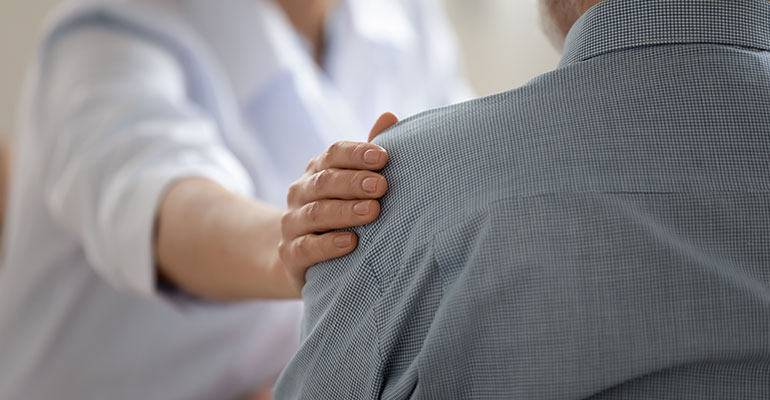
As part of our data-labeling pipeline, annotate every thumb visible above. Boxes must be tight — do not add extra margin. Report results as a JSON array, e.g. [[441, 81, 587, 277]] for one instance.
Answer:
[[368, 112, 399, 142]]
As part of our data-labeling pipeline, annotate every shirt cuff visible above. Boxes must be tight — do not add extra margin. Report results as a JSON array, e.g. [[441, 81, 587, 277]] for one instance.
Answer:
[[106, 158, 253, 302]]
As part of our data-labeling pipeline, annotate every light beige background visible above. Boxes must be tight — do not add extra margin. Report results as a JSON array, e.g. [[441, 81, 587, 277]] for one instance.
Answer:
[[0, 0, 561, 139], [0, 0, 61, 139]]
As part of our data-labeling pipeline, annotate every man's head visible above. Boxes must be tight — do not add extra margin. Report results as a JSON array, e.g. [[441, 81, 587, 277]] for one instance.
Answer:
[[539, 0, 604, 51]]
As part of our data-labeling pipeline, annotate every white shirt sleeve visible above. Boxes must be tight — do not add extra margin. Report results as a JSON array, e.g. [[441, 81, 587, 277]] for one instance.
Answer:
[[38, 25, 254, 300]]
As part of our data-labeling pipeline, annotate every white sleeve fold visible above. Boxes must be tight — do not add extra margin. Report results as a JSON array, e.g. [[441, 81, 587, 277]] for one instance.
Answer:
[[39, 25, 253, 299]]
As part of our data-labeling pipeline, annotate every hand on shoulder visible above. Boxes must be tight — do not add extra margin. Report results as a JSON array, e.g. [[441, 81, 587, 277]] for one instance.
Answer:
[[278, 113, 399, 294]]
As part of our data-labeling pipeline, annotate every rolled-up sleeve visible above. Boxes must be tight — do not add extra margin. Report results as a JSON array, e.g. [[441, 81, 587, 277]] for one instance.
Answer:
[[38, 25, 253, 300]]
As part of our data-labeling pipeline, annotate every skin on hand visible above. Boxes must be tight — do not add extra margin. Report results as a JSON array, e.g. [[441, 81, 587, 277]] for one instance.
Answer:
[[156, 177, 294, 301], [154, 113, 397, 301], [245, 384, 273, 400], [278, 112, 398, 293]]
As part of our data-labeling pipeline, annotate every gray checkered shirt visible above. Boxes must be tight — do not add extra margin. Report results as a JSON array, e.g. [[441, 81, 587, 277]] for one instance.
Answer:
[[275, 0, 770, 398]]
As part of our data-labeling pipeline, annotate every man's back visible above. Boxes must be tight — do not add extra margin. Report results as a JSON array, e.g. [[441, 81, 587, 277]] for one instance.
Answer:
[[276, 0, 770, 398]]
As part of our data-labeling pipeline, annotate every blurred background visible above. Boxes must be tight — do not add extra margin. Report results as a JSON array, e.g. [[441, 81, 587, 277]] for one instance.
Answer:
[[0, 0, 561, 142]]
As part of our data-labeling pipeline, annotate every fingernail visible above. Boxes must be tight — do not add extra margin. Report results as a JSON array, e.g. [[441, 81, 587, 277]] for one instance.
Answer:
[[362, 177, 378, 193], [363, 149, 382, 165], [353, 201, 370, 215], [334, 234, 352, 248]]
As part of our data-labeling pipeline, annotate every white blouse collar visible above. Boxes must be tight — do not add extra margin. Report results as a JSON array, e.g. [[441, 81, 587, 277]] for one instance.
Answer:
[[180, 0, 416, 103]]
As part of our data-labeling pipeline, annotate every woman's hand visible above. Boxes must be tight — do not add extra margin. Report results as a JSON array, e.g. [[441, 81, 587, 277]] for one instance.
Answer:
[[279, 113, 398, 294]]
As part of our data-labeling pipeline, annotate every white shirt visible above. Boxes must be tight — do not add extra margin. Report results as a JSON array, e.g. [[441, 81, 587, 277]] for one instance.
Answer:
[[0, 0, 471, 399]]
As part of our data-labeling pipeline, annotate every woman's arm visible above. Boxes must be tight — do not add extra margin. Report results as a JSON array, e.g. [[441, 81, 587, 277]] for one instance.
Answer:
[[43, 24, 396, 302], [155, 178, 290, 300], [41, 26, 260, 300], [156, 115, 395, 300], [154, 147, 385, 300]]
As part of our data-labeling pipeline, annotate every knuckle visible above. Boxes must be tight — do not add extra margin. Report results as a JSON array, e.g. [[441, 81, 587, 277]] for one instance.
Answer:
[[277, 239, 290, 260], [305, 157, 318, 172], [286, 182, 300, 205], [295, 235, 313, 256], [279, 211, 293, 233], [312, 170, 330, 191], [322, 142, 341, 162], [354, 143, 369, 160], [304, 201, 322, 223], [329, 141, 343, 153]]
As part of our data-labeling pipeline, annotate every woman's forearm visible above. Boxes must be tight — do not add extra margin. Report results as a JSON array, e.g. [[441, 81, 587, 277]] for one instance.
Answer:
[[154, 177, 296, 301], [154, 117, 395, 301]]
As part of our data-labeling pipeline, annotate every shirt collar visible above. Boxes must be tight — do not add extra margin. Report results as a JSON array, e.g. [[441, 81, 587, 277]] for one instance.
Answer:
[[560, 0, 770, 67], [181, 0, 415, 103]]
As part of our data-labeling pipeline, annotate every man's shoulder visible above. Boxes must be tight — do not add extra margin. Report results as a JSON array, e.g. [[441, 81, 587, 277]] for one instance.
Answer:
[[370, 59, 598, 180], [373, 83, 544, 152], [368, 71, 582, 222], [372, 85, 546, 186]]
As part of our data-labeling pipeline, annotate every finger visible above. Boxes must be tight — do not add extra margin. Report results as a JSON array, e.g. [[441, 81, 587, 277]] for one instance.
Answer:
[[287, 168, 387, 207], [306, 141, 388, 173], [282, 199, 381, 237], [368, 112, 399, 142], [281, 232, 359, 282]]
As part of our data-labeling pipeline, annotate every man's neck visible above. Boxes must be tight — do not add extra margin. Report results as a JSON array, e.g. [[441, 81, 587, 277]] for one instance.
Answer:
[[274, 0, 336, 65], [540, 0, 604, 51], [576, 0, 604, 15]]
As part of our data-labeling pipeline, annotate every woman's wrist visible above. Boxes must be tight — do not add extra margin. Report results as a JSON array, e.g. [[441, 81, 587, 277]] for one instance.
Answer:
[[263, 248, 301, 299], [154, 113, 397, 301], [155, 177, 297, 301]]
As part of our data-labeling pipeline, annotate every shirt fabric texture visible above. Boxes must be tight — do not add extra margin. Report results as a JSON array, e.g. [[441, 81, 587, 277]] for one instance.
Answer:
[[275, 0, 770, 398], [0, 0, 469, 399]]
